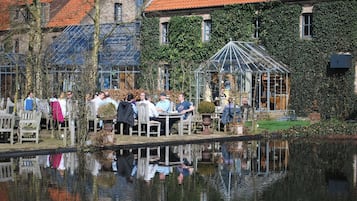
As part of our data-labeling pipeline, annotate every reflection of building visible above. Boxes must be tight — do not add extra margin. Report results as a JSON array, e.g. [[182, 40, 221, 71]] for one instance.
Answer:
[[203, 140, 289, 201], [19, 156, 42, 179], [0, 158, 14, 182]]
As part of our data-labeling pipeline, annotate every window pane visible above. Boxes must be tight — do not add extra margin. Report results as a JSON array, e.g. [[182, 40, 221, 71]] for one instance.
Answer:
[[302, 13, 313, 37], [203, 20, 211, 42], [114, 3, 122, 22], [161, 23, 168, 44]]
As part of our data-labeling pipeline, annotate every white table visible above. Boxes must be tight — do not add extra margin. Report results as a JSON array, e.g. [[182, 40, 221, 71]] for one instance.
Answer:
[[158, 112, 183, 136]]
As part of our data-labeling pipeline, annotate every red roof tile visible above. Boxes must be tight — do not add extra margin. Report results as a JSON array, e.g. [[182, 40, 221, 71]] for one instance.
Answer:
[[145, 0, 270, 12], [0, 0, 93, 30], [47, 0, 94, 27]]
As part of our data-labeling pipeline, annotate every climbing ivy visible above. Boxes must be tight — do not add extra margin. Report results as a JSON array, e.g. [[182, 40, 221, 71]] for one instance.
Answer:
[[140, 1, 357, 119]]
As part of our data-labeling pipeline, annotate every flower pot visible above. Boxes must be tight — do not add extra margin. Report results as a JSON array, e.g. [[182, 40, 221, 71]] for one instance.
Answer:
[[201, 114, 212, 135]]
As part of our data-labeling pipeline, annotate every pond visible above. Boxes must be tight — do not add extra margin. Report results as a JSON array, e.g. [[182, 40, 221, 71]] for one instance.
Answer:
[[0, 139, 357, 201]]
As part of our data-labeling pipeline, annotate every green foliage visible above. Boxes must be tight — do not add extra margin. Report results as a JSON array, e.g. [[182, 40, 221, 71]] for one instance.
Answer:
[[245, 119, 310, 133], [283, 120, 357, 138], [140, 1, 357, 119], [197, 101, 215, 113], [260, 1, 357, 119]]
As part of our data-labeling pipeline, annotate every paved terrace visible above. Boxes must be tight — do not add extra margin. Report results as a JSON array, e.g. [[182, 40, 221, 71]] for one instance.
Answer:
[[0, 130, 263, 157]]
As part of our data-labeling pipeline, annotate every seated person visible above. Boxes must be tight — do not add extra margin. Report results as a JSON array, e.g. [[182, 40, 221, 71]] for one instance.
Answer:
[[168, 93, 194, 133], [221, 97, 241, 125], [176, 93, 194, 120], [240, 97, 251, 121], [176, 163, 194, 184], [156, 92, 171, 113]]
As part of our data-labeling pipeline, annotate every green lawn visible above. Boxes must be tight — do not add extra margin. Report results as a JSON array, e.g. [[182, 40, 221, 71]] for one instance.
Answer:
[[245, 120, 310, 133]]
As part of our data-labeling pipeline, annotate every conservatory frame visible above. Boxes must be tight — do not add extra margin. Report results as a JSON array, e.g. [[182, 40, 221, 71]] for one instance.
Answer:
[[194, 40, 290, 112]]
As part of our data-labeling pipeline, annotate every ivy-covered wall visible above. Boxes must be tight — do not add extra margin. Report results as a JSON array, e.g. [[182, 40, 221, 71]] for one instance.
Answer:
[[140, 1, 357, 119], [260, 1, 357, 119]]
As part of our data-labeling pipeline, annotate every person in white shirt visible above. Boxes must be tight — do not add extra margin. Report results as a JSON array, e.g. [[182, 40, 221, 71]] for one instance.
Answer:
[[91, 91, 106, 115], [139, 92, 159, 118], [103, 91, 119, 109]]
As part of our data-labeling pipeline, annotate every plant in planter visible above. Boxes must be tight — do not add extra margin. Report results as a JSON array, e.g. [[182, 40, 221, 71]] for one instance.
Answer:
[[308, 100, 321, 123], [97, 103, 117, 131], [197, 101, 216, 134], [197, 101, 215, 114], [97, 103, 117, 119]]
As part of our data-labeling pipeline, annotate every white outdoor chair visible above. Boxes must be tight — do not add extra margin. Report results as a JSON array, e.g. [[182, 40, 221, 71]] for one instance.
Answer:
[[18, 110, 42, 143], [0, 113, 15, 144], [180, 113, 193, 135], [137, 102, 161, 137], [86, 102, 99, 133]]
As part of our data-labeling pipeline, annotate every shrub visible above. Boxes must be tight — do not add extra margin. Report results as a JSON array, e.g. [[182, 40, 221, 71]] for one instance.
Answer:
[[197, 101, 215, 113]]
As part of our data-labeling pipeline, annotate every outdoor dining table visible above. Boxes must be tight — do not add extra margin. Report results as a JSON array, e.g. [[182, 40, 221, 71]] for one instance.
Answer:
[[158, 112, 184, 136]]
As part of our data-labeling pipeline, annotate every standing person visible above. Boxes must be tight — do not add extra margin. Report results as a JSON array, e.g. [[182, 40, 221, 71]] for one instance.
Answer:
[[66, 91, 76, 145], [58, 92, 67, 119], [156, 92, 170, 113], [176, 93, 194, 120], [50, 94, 64, 127], [24, 91, 35, 111]]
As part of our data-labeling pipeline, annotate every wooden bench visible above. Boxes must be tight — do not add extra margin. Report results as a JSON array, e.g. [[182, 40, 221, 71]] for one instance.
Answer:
[[0, 113, 15, 144], [18, 111, 42, 144]]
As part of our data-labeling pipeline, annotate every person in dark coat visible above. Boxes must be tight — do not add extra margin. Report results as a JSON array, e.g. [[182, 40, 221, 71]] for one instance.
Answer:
[[117, 93, 137, 134]]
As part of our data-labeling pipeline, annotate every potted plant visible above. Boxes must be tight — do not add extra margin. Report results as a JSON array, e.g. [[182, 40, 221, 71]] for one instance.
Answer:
[[97, 103, 117, 131], [197, 101, 216, 134]]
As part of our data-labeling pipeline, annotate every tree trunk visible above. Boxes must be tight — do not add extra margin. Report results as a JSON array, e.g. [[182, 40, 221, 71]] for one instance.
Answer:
[[26, 0, 43, 98]]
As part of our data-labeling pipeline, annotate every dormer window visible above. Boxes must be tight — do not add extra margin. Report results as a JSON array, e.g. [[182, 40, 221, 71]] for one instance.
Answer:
[[114, 3, 122, 22]]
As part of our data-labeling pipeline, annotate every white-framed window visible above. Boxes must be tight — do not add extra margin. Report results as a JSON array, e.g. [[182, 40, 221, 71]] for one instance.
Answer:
[[161, 22, 169, 44], [302, 13, 313, 38], [300, 6, 313, 39], [114, 3, 122, 22], [203, 20, 211, 42], [253, 17, 261, 39]]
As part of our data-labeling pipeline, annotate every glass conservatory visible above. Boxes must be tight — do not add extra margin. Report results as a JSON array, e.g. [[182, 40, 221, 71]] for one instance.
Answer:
[[194, 40, 290, 112]]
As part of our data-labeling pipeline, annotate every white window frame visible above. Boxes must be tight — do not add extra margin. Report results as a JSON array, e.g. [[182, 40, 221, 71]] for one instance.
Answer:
[[203, 20, 211, 42], [161, 22, 169, 44], [114, 3, 122, 22], [300, 6, 313, 39]]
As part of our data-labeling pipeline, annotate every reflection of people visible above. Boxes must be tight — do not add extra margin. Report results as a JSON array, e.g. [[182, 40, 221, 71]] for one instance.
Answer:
[[176, 163, 193, 184]]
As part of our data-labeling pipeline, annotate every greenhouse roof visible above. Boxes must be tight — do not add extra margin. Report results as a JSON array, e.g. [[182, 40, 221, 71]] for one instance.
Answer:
[[196, 41, 289, 74], [45, 22, 141, 66], [0, 53, 26, 68]]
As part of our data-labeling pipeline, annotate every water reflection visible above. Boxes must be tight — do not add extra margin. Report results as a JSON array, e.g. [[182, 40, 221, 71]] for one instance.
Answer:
[[2, 140, 357, 200]]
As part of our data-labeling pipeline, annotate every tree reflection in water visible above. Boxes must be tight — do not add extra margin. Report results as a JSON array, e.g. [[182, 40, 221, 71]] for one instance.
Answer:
[[1, 140, 357, 200]]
